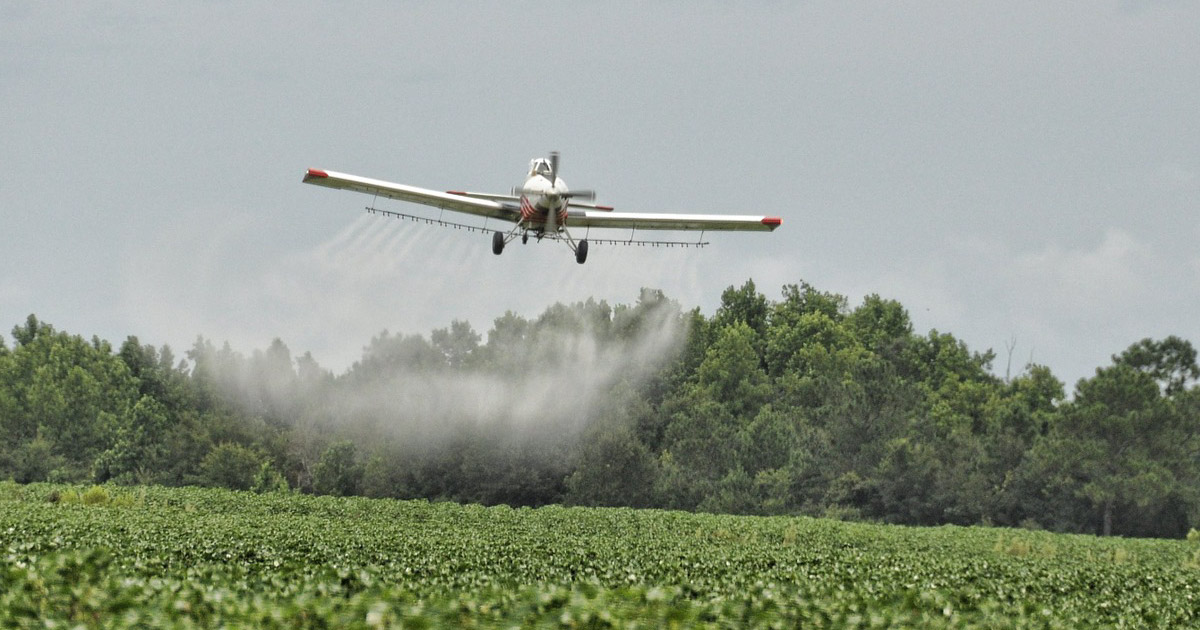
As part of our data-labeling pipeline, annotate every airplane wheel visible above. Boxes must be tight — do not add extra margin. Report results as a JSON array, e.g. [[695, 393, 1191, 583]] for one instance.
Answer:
[[522, 233, 528, 245], [575, 239, 588, 264], [492, 231, 505, 255]]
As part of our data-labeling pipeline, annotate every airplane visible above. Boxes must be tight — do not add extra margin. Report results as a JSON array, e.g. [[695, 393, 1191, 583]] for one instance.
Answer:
[[302, 152, 781, 264]]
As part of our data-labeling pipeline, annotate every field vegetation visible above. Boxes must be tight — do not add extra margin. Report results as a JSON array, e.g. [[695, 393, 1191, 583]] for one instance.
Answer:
[[2, 482, 1198, 628]]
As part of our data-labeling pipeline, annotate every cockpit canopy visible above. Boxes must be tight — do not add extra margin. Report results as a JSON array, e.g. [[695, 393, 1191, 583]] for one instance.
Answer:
[[529, 158, 553, 178]]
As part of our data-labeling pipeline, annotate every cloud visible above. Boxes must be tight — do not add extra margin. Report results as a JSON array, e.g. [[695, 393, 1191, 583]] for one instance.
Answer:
[[1152, 162, 1200, 192], [923, 228, 1199, 386], [1011, 228, 1149, 312]]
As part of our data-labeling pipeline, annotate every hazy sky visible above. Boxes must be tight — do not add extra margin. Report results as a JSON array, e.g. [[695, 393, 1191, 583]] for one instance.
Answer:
[[3, 2, 1198, 389]]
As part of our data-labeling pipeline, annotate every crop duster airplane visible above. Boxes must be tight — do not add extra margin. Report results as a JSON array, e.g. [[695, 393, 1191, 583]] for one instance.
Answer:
[[302, 152, 782, 264]]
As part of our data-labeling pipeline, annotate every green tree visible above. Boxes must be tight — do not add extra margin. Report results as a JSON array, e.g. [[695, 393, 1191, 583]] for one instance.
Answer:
[[361, 451, 409, 499], [93, 396, 170, 484], [197, 442, 265, 491], [10, 314, 46, 347], [712, 280, 769, 340], [349, 332, 446, 381], [738, 406, 798, 475], [246, 338, 299, 424], [765, 310, 865, 380], [251, 460, 290, 493], [5, 431, 65, 483], [430, 320, 481, 370], [698, 466, 756, 514], [118, 336, 189, 407], [846, 294, 912, 360], [656, 397, 741, 510], [1041, 346, 1198, 536], [900, 330, 996, 392], [3, 318, 138, 479], [653, 449, 709, 511], [873, 436, 943, 524], [313, 440, 363, 497], [1115, 336, 1200, 396], [984, 365, 1065, 526], [566, 381, 659, 508], [0, 337, 15, 452], [693, 322, 771, 418], [566, 425, 658, 508]]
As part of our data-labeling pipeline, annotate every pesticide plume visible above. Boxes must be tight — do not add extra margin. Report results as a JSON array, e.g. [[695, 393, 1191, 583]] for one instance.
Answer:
[[185, 287, 690, 499], [324, 292, 688, 444]]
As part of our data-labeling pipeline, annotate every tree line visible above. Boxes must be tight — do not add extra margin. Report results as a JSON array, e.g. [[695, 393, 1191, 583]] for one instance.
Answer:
[[1, 280, 1197, 537]]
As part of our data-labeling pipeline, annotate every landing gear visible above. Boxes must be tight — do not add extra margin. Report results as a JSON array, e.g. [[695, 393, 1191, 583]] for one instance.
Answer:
[[491, 222, 587, 263]]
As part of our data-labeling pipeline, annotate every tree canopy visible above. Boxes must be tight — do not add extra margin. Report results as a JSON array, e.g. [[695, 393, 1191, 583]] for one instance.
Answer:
[[2, 281, 1197, 537]]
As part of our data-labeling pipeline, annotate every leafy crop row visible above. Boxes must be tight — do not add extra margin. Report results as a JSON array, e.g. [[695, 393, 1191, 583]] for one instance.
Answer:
[[1, 483, 1197, 628]]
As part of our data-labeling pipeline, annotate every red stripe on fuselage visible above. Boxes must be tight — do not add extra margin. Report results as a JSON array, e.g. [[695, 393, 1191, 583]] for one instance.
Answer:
[[519, 196, 568, 227], [520, 196, 538, 222]]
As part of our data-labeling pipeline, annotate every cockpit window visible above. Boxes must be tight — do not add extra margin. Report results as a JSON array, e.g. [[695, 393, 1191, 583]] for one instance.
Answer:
[[531, 159, 551, 176]]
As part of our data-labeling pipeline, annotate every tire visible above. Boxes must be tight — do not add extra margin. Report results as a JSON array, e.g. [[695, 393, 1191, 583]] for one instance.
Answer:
[[492, 231, 505, 255], [575, 239, 589, 264]]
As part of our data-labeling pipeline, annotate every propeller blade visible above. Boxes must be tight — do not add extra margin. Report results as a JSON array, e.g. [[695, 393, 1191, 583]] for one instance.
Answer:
[[515, 152, 596, 201]]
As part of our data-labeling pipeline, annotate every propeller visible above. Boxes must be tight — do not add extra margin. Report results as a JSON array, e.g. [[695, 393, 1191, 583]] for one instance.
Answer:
[[547, 151, 598, 200], [514, 151, 596, 200], [564, 189, 596, 201]]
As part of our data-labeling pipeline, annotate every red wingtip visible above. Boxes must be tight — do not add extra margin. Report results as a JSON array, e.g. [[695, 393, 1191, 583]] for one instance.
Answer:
[[305, 168, 329, 179], [762, 217, 782, 228], [447, 190, 467, 196]]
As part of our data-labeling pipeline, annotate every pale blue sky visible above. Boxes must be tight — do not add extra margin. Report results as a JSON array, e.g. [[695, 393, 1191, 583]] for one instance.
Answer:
[[3, 2, 1198, 388]]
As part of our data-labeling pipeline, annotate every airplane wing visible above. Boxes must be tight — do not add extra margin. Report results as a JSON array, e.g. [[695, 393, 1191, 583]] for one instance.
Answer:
[[303, 168, 781, 232], [302, 169, 518, 223], [566, 209, 781, 232]]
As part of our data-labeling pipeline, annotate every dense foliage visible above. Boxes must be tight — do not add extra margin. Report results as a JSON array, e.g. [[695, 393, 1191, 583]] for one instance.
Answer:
[[2, 483, 1198, 628], [1, 280, 1198, 537]]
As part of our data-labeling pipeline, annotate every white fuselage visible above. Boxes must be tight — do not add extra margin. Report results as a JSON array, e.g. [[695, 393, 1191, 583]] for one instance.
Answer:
[[519, 173, 570, 231]]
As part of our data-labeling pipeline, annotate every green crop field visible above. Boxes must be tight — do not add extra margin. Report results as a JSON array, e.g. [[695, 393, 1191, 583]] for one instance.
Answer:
[[1, 483, 1197, 628]]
